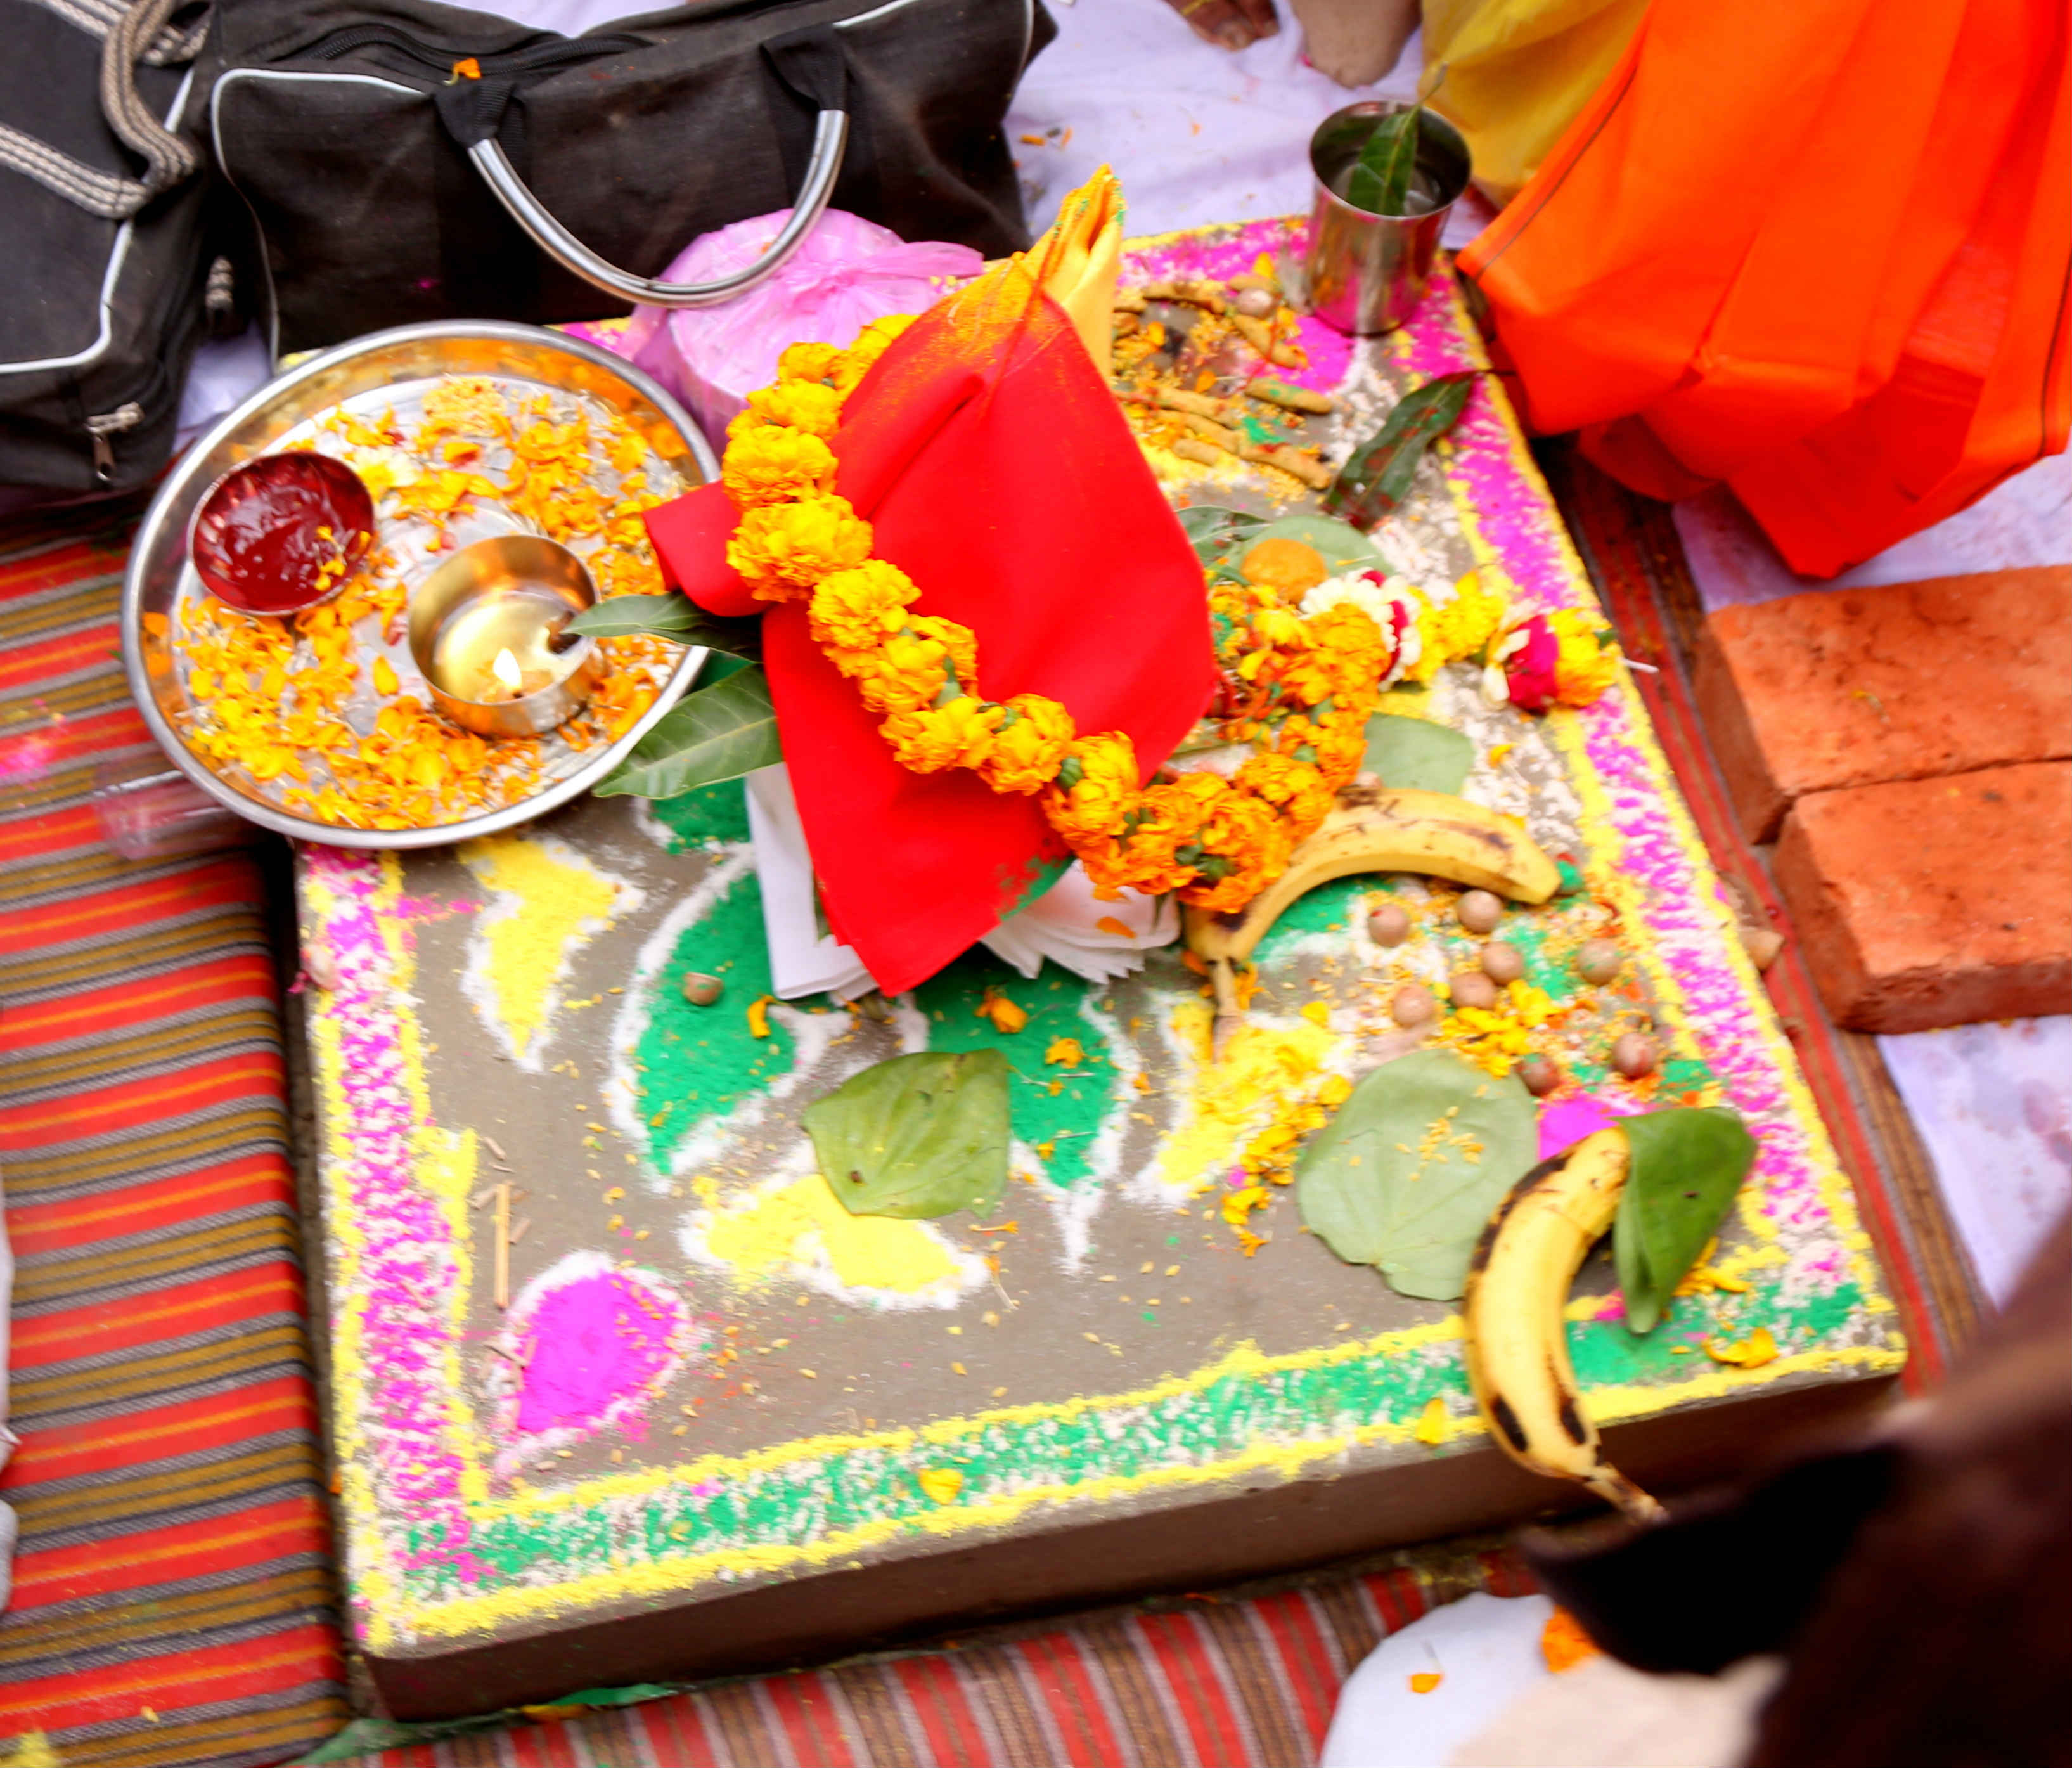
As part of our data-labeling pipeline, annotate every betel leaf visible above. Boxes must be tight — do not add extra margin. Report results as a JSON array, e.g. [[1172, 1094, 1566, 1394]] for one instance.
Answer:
[[1324, 371, 1479, 527], [563, 591, 763, 660], [1178, 505, 1266, 565], [1342, 106, 1420, 217], [591, 663, 781, 799], [1612, 1106, 1758, 1334], [1240, 512, 1385, 576], [804, 1049, 1010, 1220], [1295, 1049, 1536, 1300], [1362, 713, 1473, 795]]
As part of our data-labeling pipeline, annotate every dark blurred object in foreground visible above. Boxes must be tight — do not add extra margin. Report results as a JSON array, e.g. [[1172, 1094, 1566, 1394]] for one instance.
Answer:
[[1531, 1210, 2072, 1768]]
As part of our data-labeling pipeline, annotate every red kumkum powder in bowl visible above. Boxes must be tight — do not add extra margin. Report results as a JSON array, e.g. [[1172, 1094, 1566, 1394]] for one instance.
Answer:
[[188, 452, 375, 616]]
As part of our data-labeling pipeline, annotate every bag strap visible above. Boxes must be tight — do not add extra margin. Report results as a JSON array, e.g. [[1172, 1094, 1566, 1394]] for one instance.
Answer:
[[1, 0, 201, 220], [99, 0, 202, 195], [438, 25, 850, 311]]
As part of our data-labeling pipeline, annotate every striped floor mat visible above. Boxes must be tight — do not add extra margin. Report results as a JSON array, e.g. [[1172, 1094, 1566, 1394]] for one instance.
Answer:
[[0, 502, 347, 1764], [327, 1545, 1535, 1767]]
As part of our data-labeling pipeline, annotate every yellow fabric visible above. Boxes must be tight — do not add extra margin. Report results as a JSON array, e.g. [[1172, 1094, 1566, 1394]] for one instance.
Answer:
[[967, 166, 1124, 375], [1420, 0, 1649, 206]]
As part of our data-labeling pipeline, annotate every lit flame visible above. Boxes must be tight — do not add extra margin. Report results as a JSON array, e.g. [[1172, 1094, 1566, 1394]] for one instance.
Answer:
[[491, 647, 523, 692]]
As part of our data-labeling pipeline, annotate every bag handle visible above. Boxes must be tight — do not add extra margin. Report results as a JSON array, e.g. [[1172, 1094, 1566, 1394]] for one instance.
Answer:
[[100, 0, 202, 203], [440, 26, 851, 311]]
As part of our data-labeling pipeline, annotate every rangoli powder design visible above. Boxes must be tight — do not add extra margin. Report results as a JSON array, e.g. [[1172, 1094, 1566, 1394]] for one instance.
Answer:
[[305, 223, 1902, 1653]]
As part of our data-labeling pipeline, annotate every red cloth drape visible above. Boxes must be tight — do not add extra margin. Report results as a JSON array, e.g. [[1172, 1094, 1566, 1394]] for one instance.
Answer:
[[1458, 0, 2071, 577], [645, 288, 1216, 994]]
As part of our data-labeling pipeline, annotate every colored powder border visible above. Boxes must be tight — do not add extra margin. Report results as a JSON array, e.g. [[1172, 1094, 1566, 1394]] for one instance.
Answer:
[[1409, 286, 1890, 1317], [311, 224, 1901, 1652]]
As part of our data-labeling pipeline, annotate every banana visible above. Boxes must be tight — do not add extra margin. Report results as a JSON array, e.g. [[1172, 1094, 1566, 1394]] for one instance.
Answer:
[[1182, 782, 1561, 1051], [1461, 1129, 1666, 1523]]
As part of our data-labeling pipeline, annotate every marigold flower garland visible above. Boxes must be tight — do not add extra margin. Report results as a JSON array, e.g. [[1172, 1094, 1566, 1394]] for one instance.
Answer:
[[723, 318, 1395, 913]]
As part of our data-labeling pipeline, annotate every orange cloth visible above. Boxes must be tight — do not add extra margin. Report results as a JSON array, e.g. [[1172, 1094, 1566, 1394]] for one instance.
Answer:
[[1458, 0, 2071, 576]]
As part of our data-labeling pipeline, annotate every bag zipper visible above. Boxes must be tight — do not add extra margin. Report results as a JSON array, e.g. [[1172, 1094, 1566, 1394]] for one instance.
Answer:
[[86, 402, 145, 482], [297, 22, 648, 82]]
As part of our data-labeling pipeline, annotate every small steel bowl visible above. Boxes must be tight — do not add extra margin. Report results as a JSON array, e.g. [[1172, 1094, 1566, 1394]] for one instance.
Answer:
[[408, 535, 604, 740], [188, 451, 376, 615]]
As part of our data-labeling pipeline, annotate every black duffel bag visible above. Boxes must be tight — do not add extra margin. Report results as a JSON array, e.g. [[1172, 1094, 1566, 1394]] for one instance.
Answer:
[[206, 0, 1053, 357], [0, 0, 222, 497]]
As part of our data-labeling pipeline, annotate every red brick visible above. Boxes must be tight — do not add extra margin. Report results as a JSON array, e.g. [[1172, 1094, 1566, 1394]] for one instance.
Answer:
[[1772, 762, 2072, 1033], [1696, 566, 2072, 841]]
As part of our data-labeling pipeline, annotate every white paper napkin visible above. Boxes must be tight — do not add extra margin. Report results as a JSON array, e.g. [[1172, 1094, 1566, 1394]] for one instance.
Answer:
[[744, 764, 1176, 1000]]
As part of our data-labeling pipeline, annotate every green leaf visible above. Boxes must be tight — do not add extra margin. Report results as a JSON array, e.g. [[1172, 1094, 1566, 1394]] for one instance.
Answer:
[[1612, 1106, 1758, 1334], [1342, 106, 1420, 216], [1324, 371, 1479, 527], [564, 592, 763, 659], [804, 1049, 1011, 1220], [1362, 713, 1473, 795], [1240, 512, 1386, 576], [1178, 505, 1265, 564], [591, 664, 781, 799], [1296, 1049, 1537, 1300]]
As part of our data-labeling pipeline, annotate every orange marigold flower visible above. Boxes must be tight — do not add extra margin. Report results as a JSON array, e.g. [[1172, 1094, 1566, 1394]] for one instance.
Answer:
[[1309, 602, 1389, 691], [853, 628, 949, 714], [833, 313, 918, 392], [777, 340, 846, 384], [808, 558, 920, 653], [1548, 607, 1621, 706], [909, 614, 977, 685], [879, 695, 1003, 773], [1042, 729, 1140, 849], [742, 378, 846, 439], [722, 423, 835, 509], [1181, 791, 1292, 913], [1235, 751, 1334, 829], [1311, 715, 1370, 780], [975, 693, 1076, 795], [727, 495, 873, 601], [1108, 776, 1217, 896]]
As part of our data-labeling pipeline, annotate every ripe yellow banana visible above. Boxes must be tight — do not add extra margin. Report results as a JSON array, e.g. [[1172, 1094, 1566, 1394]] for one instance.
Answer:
[[1461, 1129, 1666, 1523], [1182, 782, 1561, 1050]]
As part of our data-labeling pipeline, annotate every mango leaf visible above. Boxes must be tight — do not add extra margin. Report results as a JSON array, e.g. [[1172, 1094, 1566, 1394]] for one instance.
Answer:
[[804, 1049, 1010, 1219], [1343, 107, 1420, 217], [1612, 1106, 1758, 1334], [1178, 505, 1264, 564], [591, 664, 780, 799], [1324, 371, 1479, 527], [1296, 1049, 1536, 1300], [1362, 713, 1473, 795], [564, 592, 763, 660]]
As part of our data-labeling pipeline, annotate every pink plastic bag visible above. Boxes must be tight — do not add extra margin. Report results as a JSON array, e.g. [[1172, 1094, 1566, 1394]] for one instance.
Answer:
[[621, 209, 982, 448]]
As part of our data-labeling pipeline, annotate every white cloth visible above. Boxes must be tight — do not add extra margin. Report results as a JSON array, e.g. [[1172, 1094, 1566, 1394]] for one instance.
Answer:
[[1671, 450, 2072, 614], [1319, 1592, 1555, 1768], [1320, 1591, 1775, 1768], [174, 325, 273, 449], [1006, 0, 1493, 251], [1877, 1019, 2072, 1305], [744, 763, 1174, 1000], [1444, 1652, 1778, 1768]]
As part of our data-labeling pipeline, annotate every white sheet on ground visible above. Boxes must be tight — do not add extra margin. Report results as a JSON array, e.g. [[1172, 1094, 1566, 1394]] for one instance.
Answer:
[[1672, 450, 2072, 614], [1318, 1591, 1554, 1768], [1006, 0, 1492, 249], [1877, 1019, 2072, 1305]]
